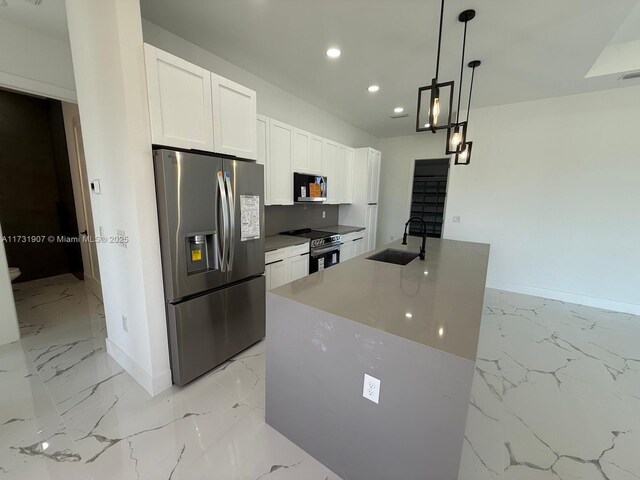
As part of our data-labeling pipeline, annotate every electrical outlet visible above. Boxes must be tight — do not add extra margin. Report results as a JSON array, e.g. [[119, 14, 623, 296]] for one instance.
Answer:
[[363, 373, 381, 404], [98, 226, 104, 238], [453, 216, 461, 224], [122, 314, 128, 332], [322, 210, 326, 219]]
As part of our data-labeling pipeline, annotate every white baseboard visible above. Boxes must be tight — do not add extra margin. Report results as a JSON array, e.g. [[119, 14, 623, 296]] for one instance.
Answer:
[[486, 279, 640, 315], [106, 338, 172, 396]]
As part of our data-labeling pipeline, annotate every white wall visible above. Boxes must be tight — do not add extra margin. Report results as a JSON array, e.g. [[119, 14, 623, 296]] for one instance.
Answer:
[[65, 0, 171, 395], [0, 222, 20, 346], [0, 17, 75, 102], [141, 20, 379, 149], [379, 86, 640, 314]]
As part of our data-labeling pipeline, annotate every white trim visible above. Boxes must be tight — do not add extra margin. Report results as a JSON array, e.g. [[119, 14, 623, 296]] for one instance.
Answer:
[[106, 338, 172, 396], [487, 279, 640, 315], [0, 71, 77, 103]]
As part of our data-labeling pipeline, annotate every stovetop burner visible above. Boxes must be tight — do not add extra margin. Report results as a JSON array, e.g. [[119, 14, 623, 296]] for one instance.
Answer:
[[281, 228, 342, 249]]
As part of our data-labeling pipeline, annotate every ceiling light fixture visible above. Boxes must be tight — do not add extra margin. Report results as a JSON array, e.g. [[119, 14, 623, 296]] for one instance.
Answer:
[[368, 85, 380, 93], [455, 60, 481, 165], [326, 48, 341, 58], [446, 9, 475, 155], [394, 107, 404, 113], [416, 0, 454, 133]]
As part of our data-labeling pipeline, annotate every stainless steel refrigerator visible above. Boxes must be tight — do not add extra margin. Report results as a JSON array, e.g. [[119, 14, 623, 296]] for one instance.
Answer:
[[153, 148, 265, 386]]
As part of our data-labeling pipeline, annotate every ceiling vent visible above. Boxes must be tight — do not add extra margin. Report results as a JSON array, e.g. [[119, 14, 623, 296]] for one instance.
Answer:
[[390, 113, 409, 119], [620, 70, 640, 80]]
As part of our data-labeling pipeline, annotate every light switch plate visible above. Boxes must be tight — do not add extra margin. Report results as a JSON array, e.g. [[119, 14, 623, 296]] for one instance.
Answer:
[[91, 179, 101, 194], [363, 373, 381, 404]]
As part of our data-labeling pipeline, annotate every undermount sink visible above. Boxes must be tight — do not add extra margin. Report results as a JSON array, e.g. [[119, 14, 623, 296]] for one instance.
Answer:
[[366, 248, 419, 266]]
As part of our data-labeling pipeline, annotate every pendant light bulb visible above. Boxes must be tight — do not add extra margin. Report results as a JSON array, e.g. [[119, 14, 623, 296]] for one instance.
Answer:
[[431, 97, 440, 126], [451, 131, 461, 149]]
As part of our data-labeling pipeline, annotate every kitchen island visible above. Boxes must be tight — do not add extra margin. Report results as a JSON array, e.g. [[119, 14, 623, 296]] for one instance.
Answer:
[[265, 236, 489, 480]]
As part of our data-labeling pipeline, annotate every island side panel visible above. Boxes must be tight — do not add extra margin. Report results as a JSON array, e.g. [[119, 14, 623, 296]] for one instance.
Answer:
[[266, 292, 475, 480]]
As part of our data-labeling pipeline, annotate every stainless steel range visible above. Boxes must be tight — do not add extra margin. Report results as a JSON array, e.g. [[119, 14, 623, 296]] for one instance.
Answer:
[[281, 228, 341, 273]]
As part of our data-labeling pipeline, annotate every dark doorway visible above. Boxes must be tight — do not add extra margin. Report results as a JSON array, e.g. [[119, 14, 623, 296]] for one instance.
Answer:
[[0, 88, 83, 282], [409, 158, 449, 238]]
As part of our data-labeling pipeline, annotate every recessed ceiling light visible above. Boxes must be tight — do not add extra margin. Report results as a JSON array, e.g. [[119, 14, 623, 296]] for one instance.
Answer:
[[405, 312, 413, 319], [424, 123, 431, 128], [438, 327, 444, 337], [368, 85, 380, 93], [394, 107, 404, 114], [326, 48, 341, 58]]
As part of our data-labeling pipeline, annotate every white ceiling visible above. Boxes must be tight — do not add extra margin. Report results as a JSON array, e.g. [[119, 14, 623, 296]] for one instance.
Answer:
[[2, 0, 638, 138], [139, 0, 640, 138], [0, 0, 68, 40]]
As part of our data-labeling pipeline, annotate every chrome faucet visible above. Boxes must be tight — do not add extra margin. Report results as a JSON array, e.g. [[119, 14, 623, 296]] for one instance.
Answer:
[[402, 217, 427, 261]]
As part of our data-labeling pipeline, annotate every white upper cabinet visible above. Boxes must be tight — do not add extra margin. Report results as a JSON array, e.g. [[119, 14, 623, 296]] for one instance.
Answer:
[[211, 74, 257, 159], [292, 128, 323, 176], [257, 115, 269, 204], [144, 44, 214, 151], [268, 118, 294, 205], [322, 139, 339, 204], [309, 134, 323, 175], [292, 128, 311, 174], [144, 44, 257, 158], [344, 146, 355, 204], [366, 148, 381, 203]]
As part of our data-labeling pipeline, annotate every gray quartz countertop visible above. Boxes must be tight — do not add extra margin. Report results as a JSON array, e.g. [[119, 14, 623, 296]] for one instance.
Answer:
[[265, 235, 310, 252], [316, 225, 365, 235], [270, 237, 490, 361]]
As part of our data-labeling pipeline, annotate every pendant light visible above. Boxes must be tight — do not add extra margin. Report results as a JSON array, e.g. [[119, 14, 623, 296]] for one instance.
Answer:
[[446, 9, 475, 154], [415, 0, 454, 133], [455, 60, 481, 165]]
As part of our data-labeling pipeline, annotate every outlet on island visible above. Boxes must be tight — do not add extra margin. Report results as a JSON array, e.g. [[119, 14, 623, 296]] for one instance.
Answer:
[[363, 373, 381, 404]]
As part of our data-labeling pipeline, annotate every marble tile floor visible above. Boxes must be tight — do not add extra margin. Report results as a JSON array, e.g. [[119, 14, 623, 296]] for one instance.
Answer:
[[1, 274, 638, 479], [1, 274, 340, 480]]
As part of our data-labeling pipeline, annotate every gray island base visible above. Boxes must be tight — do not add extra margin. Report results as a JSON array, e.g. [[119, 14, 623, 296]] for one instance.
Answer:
[[266, 237, 490, 480]]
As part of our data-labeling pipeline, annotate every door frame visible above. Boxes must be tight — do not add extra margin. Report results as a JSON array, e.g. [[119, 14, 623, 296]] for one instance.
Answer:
[[64, 107, 103, 301], [405, 157, 452, 239]]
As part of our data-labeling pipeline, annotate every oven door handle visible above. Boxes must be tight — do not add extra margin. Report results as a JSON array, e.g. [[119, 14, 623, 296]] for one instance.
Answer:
[[311, 245, 340, 256]]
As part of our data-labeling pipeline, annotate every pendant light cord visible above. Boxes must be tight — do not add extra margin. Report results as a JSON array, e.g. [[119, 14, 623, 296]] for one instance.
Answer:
[[455, 19, 468, 124], [434, 0, 445, 79], [466, 65, 476, 124]]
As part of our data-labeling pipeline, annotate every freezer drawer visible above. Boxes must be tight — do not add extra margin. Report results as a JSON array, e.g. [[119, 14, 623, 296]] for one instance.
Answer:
[[167, 275, 265, 386]]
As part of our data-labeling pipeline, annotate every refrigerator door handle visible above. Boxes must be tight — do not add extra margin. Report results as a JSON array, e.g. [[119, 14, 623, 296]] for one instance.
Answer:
[[224, 172, 235, 271], [217, 171, 229, 272]]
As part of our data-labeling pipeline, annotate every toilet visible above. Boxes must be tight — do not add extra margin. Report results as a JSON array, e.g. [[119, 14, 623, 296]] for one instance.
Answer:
[[8, 267, 21, 282]]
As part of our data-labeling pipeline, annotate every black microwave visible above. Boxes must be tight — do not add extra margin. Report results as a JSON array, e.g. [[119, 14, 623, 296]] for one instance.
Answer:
[[293, 173, 327, 202]]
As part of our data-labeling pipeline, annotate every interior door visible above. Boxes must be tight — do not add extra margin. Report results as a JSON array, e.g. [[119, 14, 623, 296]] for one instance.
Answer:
[[224, 158, 265, 284], [70, 118, 102, 301], [154, 150, 226, 301]]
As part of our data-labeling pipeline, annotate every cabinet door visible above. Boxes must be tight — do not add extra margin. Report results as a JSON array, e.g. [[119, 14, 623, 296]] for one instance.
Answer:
[[365, 205, 378, 252], [322, 139, 339, 204], [211, 74, 257, 159], [336, 144, 347, 203], [256, 115, 269, 204], [268, 260, 287, 290], [264, 264, 272, 290], [292, 128, 310, 174], [268, 119, 294, 205], [372, 150, 381, 203], [144, 44, 214, 151], [344, 147, 355, 204], [289, 253, 309, 282], [340, 241, 354, 262], [309, 134, 323, 175], [353, 238, 364, 257]]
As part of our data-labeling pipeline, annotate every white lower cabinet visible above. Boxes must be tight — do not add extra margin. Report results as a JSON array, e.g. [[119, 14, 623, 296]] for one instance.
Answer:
[[289, 253, 309, 282], [265, 244, 310, 290], [365, 205, 378, 252], [266, 259, 287, 290], [340, 231, 366, 262]]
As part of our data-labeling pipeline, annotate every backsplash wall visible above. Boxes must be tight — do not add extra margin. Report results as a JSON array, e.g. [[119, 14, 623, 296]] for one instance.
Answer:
[[265, 204, 339, 236]]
